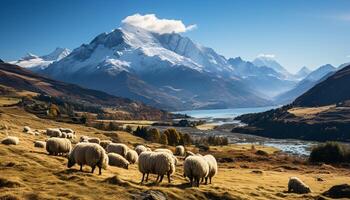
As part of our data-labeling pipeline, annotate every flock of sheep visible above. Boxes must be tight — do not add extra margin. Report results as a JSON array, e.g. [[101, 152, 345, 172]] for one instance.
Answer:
[[0, 125, 312, 192]]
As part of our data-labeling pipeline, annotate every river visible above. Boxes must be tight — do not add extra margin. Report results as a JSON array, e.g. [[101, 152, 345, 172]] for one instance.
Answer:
[[173, 106, 317, 156]]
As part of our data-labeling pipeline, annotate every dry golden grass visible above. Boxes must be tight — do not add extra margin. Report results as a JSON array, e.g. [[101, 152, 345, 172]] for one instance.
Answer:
[[0, 106, 349, 200], [288, 105, 335, 118], [0, 97, 21, 106], [196, 123, 218, 130]]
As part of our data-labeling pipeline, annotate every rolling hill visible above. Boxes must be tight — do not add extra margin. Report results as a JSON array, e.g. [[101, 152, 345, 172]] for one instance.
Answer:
[[0, 62, 170, 120]]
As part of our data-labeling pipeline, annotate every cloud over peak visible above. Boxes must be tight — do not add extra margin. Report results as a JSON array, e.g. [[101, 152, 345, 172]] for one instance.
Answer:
[[122, 13, 197, 34]]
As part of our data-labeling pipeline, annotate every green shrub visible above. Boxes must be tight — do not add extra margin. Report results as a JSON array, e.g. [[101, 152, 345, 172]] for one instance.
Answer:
[[309, 142, 349, 163]]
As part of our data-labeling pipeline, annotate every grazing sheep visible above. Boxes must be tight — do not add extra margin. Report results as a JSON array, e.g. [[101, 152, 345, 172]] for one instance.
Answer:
[[68, 143, 108, 175], [34, 141, 46, 148], [107, 143, 128, 157], [154, 148, 173, 155], [79, 135, 89, 143], [108, 153, 129, 169], [135, 145, 151, 155], [46, 128, 62, 138], [175, 145, 185, 156], [183, 155, 209, 187], [23, 126, 31, 133], [126, 149, 138, 164], [46, 138, 71, 156], [100, 140, 112, 149], [288, 177, 311, 194], [87, 137, 100, 144], [59, 128, 75, 134], [1, 136, 19, 145], [185, 151, 195, 158], [138, 152, 176, 184], [203, 154, 218, 184]]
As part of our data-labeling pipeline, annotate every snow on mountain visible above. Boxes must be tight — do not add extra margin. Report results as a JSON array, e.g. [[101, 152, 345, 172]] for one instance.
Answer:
[[252, 56, 292, 78], [40, 24, 271, 110], [11, 47, 71, 71], [294, 66, 311, 80], [303, 64, 335, 82]]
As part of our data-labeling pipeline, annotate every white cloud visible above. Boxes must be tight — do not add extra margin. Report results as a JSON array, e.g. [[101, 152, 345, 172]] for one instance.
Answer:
[[257, 54, 276, 59], [122, 13, 197, 34]]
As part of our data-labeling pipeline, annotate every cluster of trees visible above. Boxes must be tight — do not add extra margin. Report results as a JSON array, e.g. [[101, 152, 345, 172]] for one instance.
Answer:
[[133, 127, 192, 146], [195, 135, 229, 146], [86, 121, 133, 132], [309, 142, 350, 163]]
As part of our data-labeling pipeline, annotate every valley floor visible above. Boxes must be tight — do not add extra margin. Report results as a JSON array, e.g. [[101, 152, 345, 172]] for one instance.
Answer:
[[0, 107, 349, 200]]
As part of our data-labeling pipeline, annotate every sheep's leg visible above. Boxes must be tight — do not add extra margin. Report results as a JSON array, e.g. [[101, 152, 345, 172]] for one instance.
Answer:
[[80, 164, 83, 171], [141, 173, 145, 184], [201, 178, 204, 183], [209, 177, 212, 184], [205, 177, 208, 185], [156, 175, 159, 182], [91, 165, 96, 174], [146, 173, 149, 182], [98, 166, 102, 175], [196, 178, 200, 187], [190, 177, 193, 187], [159, 175, 164, 183], [167, 172, 171, 183]]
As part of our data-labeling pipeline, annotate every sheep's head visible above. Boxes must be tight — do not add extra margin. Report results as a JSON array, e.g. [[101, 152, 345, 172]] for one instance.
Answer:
[[67, 156, 75, 168], [124, 163, 129, 169]]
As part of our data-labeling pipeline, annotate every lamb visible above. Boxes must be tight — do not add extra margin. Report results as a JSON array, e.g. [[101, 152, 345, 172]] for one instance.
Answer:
[[175, 145, 185, 156], [79, 135, 89, 143], [135, 145, 149, 155], [34, 141, 46, 148], [46, 128, 62, 137], [288, 177, 311, 194], [87, 137, 100, 144], [46, 138, 71, 156], [126, 149, 138, 164], [183, 155, 209, 187], [1, 136, 19, 145], [203, 154, 218, 184], [100, 140, 112, 149], [108, 153, 129, 169], [59, 128, 75, 134], [107, 143, 128, 157], [154, 148, 173, 155], [68, 143, 109, 175], [138, 152, 176, 184]]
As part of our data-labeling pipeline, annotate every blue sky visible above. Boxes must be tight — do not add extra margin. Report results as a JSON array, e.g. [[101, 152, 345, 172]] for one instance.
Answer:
[[0, 0, 349, 73]]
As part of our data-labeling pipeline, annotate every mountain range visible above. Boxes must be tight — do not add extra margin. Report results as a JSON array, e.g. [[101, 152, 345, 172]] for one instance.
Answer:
[[10, 24, 343, 111]]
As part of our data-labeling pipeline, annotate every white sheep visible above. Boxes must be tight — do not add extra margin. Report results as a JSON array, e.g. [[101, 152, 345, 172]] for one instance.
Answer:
[[60, 132, 67, 138], [135, 145, 148, 155], [100, 140, 112, 149], [138, 152, 176, 184], [175, 145, 185, 156], [79, 135, 89, 143], [107, 153, 129, 169], [59, 128, 75, 134], [34, 141, 46, 148], [154, 148, 173, 155], [1, 136, 19, 145], [46, 138, 71, 156], [87, 137, 100, 144], [107, 143, 128, 157], [46, 128, 62, 137], [183, 155, 209, 187], [126, 149, 138, 164], [68, 143, 109, 175], [203, 154, 218, 184], [23, 126, 31, 133], [288, 177, 311, 194]]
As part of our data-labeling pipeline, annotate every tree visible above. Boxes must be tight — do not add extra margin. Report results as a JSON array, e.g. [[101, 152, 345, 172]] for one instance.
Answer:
[[160, 133, 168, 145], [182, 133, 192, 145], [163, 128, 180, 146], [147, 128, 160, 143]]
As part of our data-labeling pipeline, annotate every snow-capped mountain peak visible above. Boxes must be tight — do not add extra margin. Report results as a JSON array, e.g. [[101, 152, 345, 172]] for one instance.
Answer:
[[253, 56, 291, 78], [42, 47, 71, 61]]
